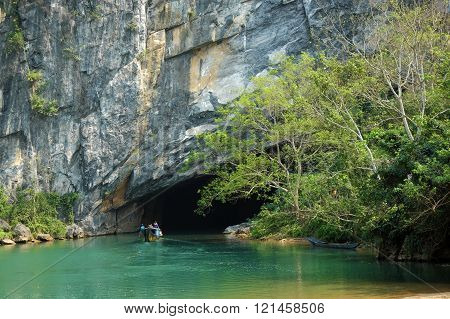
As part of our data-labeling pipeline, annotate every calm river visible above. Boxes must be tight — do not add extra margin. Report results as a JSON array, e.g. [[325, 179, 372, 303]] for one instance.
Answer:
[[1, 234, 449, 298]]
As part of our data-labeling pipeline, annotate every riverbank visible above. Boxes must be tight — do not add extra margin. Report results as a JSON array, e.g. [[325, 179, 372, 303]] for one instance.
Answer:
[[223, 222, 450, 263], [0, 219, 85, 246]]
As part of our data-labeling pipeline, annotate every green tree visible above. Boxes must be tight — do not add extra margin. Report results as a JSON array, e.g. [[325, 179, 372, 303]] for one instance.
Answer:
[[189, 55, 370, 240], [338, 0, 450, 258]]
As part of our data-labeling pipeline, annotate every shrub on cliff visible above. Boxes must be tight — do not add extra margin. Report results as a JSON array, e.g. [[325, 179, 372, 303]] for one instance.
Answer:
[[26, 69, 59, 116]]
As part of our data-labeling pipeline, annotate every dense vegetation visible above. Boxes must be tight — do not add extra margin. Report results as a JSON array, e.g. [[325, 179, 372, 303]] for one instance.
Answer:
[[0, 187, 78, 239], [187, 1, 449, 260]]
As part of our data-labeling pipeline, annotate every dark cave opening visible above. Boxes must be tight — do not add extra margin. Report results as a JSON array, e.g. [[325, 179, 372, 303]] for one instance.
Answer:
[[140, 176, 262, 233]]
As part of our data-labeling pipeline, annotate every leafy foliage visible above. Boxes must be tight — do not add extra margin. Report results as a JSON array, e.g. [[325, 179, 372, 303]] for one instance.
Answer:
[[0, 230, 13, 240], [126, 21, 138, 32], [63, 47, 81, 62], [6, 22, 24, 53], [186, 1, 449, 257], [0, 187, 78, 238], [250, 199, 303, 239], [27, 69, 59, 116], [187, 8, 197, 21], [0, 186, 11, 218], [87, 5, 101, 21], [4, 0, 24, 54], [26, 69, 43, 83]]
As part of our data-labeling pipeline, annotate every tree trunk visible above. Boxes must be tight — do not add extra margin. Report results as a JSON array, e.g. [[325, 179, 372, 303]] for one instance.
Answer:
[[397, 94, 415, 141]]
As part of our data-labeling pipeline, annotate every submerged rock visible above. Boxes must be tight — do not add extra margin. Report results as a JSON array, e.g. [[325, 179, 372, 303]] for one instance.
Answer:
[[0, 238, 15, 245], [0, 219, 11, 232], [37, 233, 54, 242], [66, 224, 84, 239], [13, 224, 32, 243]]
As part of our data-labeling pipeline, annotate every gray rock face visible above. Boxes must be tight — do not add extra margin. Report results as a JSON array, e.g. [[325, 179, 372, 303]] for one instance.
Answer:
[[224, 222, 251, 234], [0, 0, 372, 235], [66, 224, 84, 239], [13, 223, 32, 243], [0, 218, 10, 232]]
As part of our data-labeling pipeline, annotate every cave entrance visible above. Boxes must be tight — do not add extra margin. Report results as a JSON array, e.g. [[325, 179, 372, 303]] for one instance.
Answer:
[[140, 176, 262, 233]]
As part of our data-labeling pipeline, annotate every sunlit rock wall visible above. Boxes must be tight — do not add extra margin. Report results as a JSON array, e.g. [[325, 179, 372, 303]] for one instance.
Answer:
[[0, 0, 372, 235]]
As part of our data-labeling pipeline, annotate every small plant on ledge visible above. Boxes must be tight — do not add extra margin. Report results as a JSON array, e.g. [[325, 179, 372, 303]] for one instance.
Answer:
[[30, 94, 59, 116], [126, 21, 138, 32], [26, 69, 59, 116], [26, 69, 43, 83], [63, 47, 81, 62], [6, 18, 25, 54], [88, 5, 102, 21], [187, 8, 197, 22]]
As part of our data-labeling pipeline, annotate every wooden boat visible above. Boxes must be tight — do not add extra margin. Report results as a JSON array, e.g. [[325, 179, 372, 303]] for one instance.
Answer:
[[147, 233, 160, 241], [306, 237, 359, 249], [145, 228, 162, 242]]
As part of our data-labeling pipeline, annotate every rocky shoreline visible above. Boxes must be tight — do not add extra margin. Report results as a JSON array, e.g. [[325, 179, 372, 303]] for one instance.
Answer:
[[0, 218, 85, 246], [222, 223, 450, 263], [223, 222, 311, 245], [223, 222, 252, 239]]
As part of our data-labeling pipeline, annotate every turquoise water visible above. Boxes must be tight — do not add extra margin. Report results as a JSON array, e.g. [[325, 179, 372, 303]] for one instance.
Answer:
[[0, 234, 449, 298]]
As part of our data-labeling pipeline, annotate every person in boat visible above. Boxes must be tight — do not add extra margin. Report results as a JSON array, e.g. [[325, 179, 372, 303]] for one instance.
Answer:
[[144, 225, 151, 242], [138, 224, 145, 237], [151, 221, 163, 237]]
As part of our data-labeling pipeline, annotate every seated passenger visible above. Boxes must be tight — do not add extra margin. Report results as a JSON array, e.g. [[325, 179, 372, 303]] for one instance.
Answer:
[[152, 221, 162, 237]]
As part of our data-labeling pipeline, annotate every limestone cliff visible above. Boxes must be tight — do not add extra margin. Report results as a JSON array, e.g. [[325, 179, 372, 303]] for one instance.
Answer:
[[0, 0, 372, 235]]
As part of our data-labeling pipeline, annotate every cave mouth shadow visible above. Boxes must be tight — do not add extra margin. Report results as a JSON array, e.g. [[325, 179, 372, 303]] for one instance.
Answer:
[[140, 176, 262, 233]]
